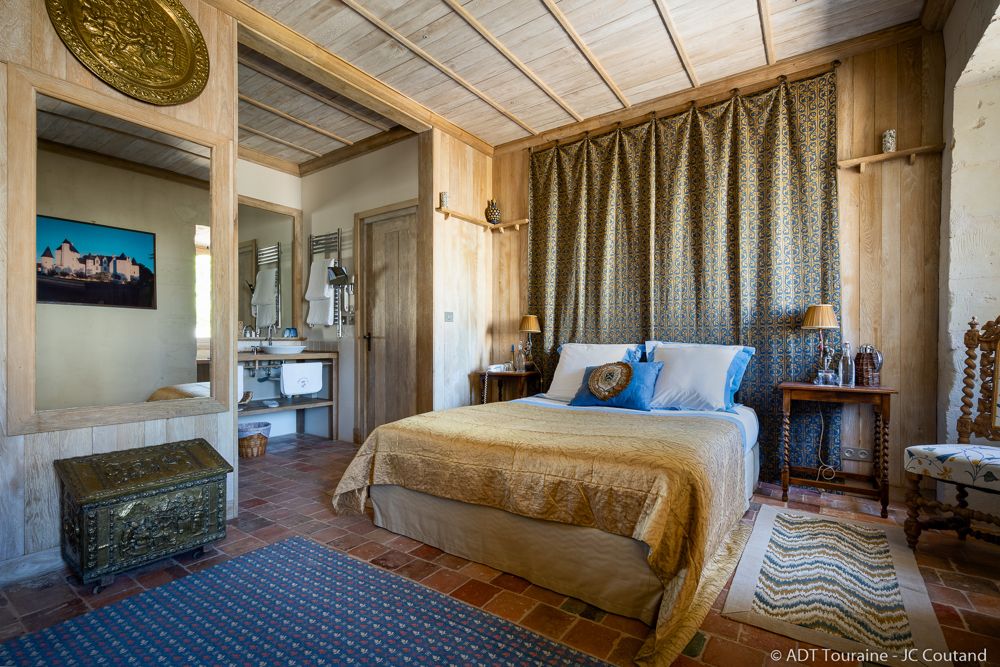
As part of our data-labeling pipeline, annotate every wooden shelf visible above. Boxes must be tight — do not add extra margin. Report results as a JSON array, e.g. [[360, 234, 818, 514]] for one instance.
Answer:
[[237, 351, 337, 362], [436, 206, 492, 228], [240, 397, 335, 415], [837, 144, 944, 172], [435, 207, 529, 233], [489, 219, 529, 233]]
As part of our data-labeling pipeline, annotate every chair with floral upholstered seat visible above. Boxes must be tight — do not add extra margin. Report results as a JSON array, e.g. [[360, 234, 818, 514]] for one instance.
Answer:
[[905, 316, 1000, 549]]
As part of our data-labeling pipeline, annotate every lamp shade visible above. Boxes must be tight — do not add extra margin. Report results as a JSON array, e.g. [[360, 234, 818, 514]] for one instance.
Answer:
[[519, 314, 541, 333], [801, 304, 839, 329]]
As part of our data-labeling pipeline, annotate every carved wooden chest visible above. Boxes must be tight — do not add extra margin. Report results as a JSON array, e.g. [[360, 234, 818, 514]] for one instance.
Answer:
[[54, 439, 233, 591]]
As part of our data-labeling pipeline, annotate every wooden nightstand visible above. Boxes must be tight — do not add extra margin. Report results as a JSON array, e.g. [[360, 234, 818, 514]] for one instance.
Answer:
[[475, 370, 540, 404], [779, 381, 898, 518]]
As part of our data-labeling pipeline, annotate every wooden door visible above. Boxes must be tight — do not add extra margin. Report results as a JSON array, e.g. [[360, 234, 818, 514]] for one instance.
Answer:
[[237, 239, 256, 329], [363, 211, 417, 437]]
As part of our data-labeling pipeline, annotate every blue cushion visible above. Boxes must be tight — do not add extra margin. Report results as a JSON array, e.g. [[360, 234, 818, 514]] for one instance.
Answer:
[[569, 362, 663, 411], [725, 347, 755, 408]]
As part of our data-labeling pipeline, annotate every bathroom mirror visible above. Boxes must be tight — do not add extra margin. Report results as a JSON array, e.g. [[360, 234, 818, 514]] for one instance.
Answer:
[[5, 68, 234, 434], [237, 197, 302, 336]]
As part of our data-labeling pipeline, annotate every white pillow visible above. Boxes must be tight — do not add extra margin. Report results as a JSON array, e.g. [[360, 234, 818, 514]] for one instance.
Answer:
[[649, 344, 739, 411], [546, 343, 640, 401]]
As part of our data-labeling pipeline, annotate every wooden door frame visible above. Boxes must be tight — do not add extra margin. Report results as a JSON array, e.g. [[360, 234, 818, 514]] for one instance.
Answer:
[[353, 198, 420, 444], [237, 195, 304, 333]]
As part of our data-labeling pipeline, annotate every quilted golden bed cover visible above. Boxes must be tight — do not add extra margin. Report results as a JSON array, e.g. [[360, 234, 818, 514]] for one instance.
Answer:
[[332, 401, 746, 664]]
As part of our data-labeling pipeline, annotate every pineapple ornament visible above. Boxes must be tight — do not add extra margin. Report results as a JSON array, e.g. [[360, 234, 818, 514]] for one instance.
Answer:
[[485, 199, 501, 225]]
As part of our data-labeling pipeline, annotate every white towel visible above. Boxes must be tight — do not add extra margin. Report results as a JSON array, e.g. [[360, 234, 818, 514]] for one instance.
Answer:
[[251, 268, 278, 327], [281, 362, 322, 396], [305, 259, 334, 300], [306, 297, 335, 327]]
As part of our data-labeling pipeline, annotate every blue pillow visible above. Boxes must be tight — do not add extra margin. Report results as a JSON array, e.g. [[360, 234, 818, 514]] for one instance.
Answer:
[[725, 347, 755, 408], [570, 361, 663, 411]]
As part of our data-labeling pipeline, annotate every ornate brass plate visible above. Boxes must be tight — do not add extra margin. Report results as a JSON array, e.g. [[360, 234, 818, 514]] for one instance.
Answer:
[[45, 0, 210, 106]]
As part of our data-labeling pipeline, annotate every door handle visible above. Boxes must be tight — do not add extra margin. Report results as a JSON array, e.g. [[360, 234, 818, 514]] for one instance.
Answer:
[[364, 332, 372, 351]]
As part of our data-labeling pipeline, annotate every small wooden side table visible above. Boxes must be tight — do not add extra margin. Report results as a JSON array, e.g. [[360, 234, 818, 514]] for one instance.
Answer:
[[476, 370, 541, 404], [779, 381, 898, 518]]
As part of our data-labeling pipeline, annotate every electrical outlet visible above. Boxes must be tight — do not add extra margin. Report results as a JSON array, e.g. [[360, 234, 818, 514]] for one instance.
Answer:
[[444, 311, 454, 322], [842, 447, 872, 462]]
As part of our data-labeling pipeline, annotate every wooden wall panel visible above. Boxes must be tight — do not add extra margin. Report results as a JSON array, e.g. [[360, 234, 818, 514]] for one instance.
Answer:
[[429, 130, 494, 409], [0, 1, 238, 568], [490, 150, 530, 364], [490, 34, 944, 489]]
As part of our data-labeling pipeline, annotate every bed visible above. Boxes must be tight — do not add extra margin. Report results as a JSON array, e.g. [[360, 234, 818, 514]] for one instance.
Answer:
[[332, 395, 758, 664], [146, 382, 210, 401]]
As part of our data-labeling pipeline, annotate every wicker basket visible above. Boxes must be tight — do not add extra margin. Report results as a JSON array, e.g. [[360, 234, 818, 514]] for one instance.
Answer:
[[238, 421, 271, 458], [855, 351, 881, 387]]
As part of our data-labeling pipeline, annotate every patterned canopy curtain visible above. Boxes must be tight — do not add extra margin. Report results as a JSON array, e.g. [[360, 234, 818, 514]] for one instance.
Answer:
[[528, 73, 840, 480]]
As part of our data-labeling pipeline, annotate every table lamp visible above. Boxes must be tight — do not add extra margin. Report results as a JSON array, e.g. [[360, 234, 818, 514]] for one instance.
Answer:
[[802, 304, 839, 384], [519, 314, 541, 366]]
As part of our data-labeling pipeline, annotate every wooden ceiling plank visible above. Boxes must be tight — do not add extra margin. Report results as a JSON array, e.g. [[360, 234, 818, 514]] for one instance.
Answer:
[[757, 0, 777, 65], [238, 57, 392, 131], [299, 125, 415, 176], [239, 93, 353, 145], [38, 108, 209, 162], [440, 0, 582, 121], [239, 123, 323, 157], [920, 0, 955, 31], [539, 0, 630, 107], [229, 12, 494, 155], [339, 0, 538, 135], [651, 0, 699, 87], [237, 145, 302, 176], [495, 20, 926, 154]]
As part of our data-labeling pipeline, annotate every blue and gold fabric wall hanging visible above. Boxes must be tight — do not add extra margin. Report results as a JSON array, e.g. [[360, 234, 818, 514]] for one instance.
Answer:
[[528, 73, 841, 481]]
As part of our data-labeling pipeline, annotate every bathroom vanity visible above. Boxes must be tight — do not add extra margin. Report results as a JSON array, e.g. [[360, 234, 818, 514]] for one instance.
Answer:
[[237, 351, 338, 441]]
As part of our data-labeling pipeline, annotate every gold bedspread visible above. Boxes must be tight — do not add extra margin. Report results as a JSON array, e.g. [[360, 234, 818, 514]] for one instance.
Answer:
[[332, 401, 746, 664]]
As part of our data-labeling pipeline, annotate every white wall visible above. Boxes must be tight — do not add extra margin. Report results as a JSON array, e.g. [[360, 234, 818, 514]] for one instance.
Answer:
[[940, 0, 1000, 443], [300, 137, 419, 440], [35, 148, 206, 409], [237, 159, 301, 210]]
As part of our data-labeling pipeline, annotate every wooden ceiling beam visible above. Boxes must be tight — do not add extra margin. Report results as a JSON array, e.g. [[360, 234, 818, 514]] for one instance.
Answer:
[[300, 126, 415, 176], [651, 0, 699, 87], [756, 0, 777, 65], [237, 145, 301, 176], [340, 0, 537, 135], [920, 0, 955, 31], [238, 123, 322, 157], [239, 56, 392, 131], [540, 0, 630, 108], [495, 21, 927, 154], [440, 0, 582, 122], [239, 93, 352, 146], [203, 0, 493, 156]]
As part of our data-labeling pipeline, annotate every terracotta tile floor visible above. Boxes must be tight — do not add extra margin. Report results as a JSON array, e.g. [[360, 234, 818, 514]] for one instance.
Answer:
[[2, 434, 1000, 666]]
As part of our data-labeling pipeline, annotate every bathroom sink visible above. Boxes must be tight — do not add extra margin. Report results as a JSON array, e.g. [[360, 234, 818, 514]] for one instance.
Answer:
[[261, 343, 307, 354]]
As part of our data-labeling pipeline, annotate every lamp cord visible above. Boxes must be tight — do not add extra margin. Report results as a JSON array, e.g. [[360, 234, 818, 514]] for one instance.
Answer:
[[815, 407, 837, 481]]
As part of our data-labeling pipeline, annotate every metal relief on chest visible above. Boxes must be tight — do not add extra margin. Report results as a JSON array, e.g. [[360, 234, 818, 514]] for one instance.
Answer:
[[55, 439, 232, 588]]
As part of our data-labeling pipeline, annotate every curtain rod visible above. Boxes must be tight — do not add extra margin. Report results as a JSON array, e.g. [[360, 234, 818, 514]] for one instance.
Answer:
[[529, 62, 837, 153]]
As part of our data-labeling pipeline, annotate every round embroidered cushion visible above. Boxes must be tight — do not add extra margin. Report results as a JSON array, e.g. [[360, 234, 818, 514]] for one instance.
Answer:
[[588, 362, 633, 400]]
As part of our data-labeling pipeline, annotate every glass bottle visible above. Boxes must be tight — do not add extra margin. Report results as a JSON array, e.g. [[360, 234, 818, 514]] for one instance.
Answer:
[[515, 343, 526, 372], [839, 341, 855, 387]]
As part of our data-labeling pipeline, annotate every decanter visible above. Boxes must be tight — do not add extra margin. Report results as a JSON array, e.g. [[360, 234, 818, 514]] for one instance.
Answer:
[[839, 341, 855, 387], [515, 343, 526, 372]]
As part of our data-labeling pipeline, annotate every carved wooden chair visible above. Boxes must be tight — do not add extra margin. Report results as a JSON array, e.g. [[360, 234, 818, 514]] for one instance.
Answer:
[[905, 316, 1000, 549]]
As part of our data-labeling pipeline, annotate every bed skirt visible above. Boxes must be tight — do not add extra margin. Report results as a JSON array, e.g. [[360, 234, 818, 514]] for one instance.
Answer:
[[372, 442, 759, 625]]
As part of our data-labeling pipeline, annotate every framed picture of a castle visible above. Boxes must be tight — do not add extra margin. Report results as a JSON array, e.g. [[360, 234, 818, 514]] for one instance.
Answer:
[[36, 215, 156, 309]]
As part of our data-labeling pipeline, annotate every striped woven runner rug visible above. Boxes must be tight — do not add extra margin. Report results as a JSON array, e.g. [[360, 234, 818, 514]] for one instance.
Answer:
[[723, 504, 949, 667]]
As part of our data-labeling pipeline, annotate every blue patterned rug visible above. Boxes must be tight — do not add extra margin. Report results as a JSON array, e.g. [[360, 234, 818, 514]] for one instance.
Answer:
[[0, 537, 607, 666]]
